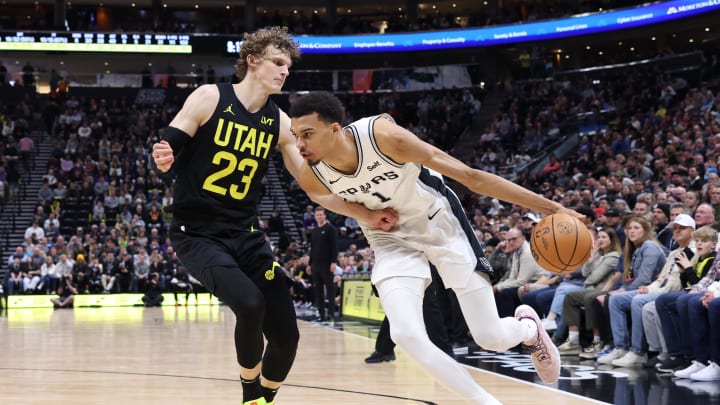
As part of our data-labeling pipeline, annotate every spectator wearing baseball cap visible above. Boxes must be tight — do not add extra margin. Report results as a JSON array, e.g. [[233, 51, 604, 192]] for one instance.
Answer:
[[593, 207, 608, 227], [605, 212, 695, 368], [522, 213, 540, 224], [519, 212, 540, 241], [604, 208, 626, 246], [653, 203, 673, 251], [605, 208, 623, 218], [671, 213, 696, 230], [574, 206, 596, 227], [651, 215, 712, 374]]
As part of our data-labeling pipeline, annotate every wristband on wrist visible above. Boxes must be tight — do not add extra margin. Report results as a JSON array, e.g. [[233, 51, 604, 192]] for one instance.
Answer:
[[161, 126, 192, 156]]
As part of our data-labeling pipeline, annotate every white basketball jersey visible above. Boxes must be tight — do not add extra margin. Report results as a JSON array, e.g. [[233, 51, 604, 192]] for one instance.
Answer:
[[311, 115, 434, 227], [310, 115, 497, 287]]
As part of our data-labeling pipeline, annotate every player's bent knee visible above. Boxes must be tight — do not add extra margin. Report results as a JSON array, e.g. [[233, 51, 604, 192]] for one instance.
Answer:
[[390, 327, 428, 353], [274, 327, 300, 350], [226, 291, 265, 320]]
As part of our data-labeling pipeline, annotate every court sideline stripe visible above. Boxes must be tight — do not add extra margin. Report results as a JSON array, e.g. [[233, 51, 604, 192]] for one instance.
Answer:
[[0, 367, 436, 404]]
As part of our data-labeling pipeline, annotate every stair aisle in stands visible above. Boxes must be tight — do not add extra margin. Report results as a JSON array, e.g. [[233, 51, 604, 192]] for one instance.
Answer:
[[0, 129, 53, 282], [257, 157, 302, 247]]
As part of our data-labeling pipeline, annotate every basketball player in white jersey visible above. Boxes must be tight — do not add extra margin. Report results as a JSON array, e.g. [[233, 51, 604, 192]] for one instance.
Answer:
[[288, 92, 581, 404]]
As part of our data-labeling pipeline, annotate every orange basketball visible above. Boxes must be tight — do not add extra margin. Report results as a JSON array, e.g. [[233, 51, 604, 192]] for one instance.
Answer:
[[529, 213, 592, 275]]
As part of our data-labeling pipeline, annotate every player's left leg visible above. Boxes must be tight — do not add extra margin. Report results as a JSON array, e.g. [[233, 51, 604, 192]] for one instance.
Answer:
[[260, 261, 300, 404], [453, 272, 561, 384]]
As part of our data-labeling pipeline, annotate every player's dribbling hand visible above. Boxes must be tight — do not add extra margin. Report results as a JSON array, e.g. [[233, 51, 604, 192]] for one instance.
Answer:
[[555, 206, 585, 221], [152, 141, 175, 172], [369, 207, 398, 232]]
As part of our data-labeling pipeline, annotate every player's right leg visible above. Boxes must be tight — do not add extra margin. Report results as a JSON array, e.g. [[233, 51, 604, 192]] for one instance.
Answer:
[[377, 276, 502, 404]]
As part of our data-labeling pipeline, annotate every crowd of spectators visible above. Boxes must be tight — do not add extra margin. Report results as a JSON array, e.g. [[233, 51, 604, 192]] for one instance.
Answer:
[[1, 90, 190, 304], [464, 48, 720, 217]]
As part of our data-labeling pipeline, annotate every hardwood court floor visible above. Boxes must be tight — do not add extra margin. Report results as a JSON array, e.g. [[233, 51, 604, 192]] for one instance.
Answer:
[[0, 306, 604, 404]]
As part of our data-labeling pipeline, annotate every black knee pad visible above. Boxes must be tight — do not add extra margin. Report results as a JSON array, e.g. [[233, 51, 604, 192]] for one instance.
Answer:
[[262, 329, 299, 383]]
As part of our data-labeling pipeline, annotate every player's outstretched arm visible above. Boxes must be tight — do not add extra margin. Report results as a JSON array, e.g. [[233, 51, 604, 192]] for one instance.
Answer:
[[372, 118, 580, 219]]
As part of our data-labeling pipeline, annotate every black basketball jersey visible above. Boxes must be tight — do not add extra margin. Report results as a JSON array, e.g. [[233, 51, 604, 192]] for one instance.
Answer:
[[172, 84, 280, 226]]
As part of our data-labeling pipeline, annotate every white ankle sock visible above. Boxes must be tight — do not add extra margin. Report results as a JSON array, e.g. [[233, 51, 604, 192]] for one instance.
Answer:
[[519, 318, 538, 343]]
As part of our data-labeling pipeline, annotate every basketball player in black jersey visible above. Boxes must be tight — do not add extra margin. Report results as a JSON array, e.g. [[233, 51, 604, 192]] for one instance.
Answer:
[[151, 27, 397, 405]]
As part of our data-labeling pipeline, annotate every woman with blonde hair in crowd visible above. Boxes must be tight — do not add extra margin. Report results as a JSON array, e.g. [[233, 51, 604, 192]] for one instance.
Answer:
[[596, 215, 667, 364], [40, 255, 60, 294]]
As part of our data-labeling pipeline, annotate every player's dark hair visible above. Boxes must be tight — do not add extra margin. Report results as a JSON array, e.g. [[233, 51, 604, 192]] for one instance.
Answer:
[[288, 91, 345, 124]]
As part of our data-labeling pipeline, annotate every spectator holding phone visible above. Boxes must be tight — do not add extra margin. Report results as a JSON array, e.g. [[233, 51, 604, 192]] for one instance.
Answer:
[[654, 225, 719, 373]]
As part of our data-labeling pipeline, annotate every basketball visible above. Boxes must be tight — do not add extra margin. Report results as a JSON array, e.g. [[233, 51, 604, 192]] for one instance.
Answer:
[[529, 213, 592, 275]]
